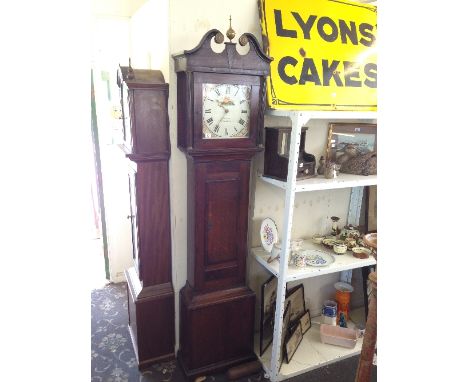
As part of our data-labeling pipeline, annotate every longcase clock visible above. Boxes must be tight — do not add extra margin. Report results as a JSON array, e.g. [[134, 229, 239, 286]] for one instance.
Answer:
[[117, 64, 175, 369], [173, 27, 272, 378]]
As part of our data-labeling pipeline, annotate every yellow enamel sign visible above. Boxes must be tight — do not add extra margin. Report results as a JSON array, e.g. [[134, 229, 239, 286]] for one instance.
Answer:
[[259, 0, 377, 110]]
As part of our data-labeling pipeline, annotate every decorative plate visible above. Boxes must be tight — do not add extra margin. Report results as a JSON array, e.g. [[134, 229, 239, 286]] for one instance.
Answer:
[[301, 250, 335, 267], [260, 218, 279, 253]]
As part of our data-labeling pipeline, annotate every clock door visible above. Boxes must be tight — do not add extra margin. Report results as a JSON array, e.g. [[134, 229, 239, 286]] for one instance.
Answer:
[[192, 159, 250, 292], [127, 169, 140, 274], [193, 72, 261, 150]]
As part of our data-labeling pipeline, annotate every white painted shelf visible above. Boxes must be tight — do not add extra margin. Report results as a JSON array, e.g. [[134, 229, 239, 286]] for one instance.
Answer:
[[266, 109, 377, 120], [254, 308, 366, 381], [252, 240, 376, 282], [260, 174, 377, 192]]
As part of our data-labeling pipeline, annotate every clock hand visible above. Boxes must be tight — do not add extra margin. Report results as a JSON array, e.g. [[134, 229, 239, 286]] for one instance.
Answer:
[[216, 100, 228, 112], [216, 107, 229, 124], [212, 107, 229, 135]]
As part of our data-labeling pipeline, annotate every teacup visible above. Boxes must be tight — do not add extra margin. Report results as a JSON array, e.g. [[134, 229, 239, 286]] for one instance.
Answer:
[[311, 236, 324, 244], [294, 253, 307, 268], [333, 243, 347, 254]]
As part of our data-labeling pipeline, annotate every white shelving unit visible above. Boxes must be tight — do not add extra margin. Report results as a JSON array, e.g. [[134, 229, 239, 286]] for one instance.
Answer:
[[252, 240, 376, 283], [252, 110, 377, 382], [260, 173, 377, 193]]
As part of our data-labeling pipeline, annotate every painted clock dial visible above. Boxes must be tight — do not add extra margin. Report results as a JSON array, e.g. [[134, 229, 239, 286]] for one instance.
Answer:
[[202, 83, 251, 139]]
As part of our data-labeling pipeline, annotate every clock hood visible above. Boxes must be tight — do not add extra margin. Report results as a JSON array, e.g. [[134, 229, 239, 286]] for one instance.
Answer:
[[173, 29, 272, 76]]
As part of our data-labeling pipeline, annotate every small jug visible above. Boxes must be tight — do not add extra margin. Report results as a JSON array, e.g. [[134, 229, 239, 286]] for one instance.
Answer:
[[294, 252, 307, 268], [324, 162, 340, 179]]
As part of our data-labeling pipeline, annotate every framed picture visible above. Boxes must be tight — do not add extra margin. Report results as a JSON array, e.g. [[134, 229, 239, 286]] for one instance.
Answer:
[[326, 123, 377, 164], [260, 276, 278, 356], [365, 185, 377, 233], [285, 321, 303, 363], [299, 310, 311, 335], [279, 301, 291, 365], [285, 284, 305, 325]]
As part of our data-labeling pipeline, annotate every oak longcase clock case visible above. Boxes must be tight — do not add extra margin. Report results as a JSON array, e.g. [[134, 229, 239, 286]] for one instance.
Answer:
[[117, 65, 175, 370], [173, 28, 271, 378]]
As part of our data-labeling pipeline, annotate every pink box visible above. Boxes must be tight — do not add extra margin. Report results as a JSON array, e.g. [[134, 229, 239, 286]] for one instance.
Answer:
[[320, 324, 358, 349]]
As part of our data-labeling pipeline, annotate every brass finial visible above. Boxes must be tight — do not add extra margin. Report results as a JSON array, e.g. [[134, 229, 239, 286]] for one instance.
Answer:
[[226, 15, 236, 42], [127, 58, 135, 80]]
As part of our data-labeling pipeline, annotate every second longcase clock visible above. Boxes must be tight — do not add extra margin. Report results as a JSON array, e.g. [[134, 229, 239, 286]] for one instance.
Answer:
[[173, 27, 272, 377], [117, 64, 175, 369]]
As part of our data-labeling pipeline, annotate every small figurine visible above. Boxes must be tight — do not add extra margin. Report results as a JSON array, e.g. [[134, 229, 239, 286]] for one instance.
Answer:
[[317, 156, 325, 175], [324, 161, 340, 179], [338, 312, 347, 328], [331, 216, 340, 236]]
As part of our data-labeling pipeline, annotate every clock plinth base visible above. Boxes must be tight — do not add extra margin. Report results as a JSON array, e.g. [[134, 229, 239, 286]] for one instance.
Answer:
[[125, 268, 175, 370], [178, 283, 256, 378]]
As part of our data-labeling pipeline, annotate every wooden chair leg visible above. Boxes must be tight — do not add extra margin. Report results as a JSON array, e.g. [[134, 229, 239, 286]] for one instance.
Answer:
[[355, 272, 377, 382]]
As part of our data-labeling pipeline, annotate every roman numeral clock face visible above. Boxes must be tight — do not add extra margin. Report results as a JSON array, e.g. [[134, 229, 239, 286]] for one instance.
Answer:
[[202, 83, 251, 139]]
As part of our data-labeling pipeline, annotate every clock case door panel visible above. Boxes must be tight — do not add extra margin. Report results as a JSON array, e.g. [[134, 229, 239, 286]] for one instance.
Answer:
[[190, 159, 251, 292], [133, 161, 172, 287]]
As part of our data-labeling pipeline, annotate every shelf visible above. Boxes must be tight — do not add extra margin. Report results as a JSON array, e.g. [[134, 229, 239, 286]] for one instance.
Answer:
[[251, 240, 376, 283], [255, 308, 366, 381], [266, 109, 377, 120], [260, 174, 377, 192]]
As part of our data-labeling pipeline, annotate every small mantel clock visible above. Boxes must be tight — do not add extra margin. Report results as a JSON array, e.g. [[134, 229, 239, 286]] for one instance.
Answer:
[[173, 22, 272, 378], [117, 63, 175, 369]]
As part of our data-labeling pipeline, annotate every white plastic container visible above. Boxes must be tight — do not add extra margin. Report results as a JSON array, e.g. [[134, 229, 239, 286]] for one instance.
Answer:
[[320, 324, 358, 349], [321, 314, 337, 326]]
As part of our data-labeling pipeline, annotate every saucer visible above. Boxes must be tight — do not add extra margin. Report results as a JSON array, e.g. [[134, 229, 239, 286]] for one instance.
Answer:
[[260, 218, 278, 253]]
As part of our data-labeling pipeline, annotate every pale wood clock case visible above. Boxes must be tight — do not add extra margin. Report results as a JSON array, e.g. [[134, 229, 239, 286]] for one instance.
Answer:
[[117, 65, 175, 369], [173, 29, 271, 378]]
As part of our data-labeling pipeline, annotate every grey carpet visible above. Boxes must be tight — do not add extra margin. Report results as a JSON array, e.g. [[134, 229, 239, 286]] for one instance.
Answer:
[[91, 283, 376, 382]]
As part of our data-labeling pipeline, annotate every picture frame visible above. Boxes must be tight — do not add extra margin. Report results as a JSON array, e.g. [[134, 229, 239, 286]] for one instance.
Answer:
[[285, 283, 306, 325], [285, 321, 303, 363], [298, 310, 311, 335], [260, 275, 278, 356], [279, 301, 291, 365], [365, 185, 377, 233], [326, 123, 377, 163]]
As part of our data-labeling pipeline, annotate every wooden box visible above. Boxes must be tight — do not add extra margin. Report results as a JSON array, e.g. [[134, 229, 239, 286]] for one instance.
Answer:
[[263, 126, 316, 181]]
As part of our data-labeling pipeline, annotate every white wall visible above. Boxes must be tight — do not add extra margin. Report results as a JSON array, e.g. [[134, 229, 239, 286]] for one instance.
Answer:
[[92, 15, 134, 282], [130, 0, 169, 78], [91, 1, 171, 284]]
